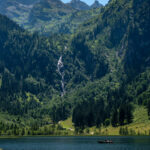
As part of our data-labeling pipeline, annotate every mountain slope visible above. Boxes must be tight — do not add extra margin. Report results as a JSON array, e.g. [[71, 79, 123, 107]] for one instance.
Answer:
[[67, 0, 90, 10], [124, 0, 150, 78], [29, 0, 74, 23], [26, 0, 102, 35], [62, 0, 150, 128], [0, 14, 62, 115], [0, 0, 103, 35], [91, 0, 103, 9], [0, 0, 39, 25], [0, 0, 150, 135]]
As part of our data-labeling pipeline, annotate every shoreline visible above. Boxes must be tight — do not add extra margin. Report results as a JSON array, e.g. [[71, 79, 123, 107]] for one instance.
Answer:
[[0, 134, 150, 139]]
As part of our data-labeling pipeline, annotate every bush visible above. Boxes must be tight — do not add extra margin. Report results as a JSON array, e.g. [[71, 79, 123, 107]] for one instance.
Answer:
[[104, 119, 110, 127]]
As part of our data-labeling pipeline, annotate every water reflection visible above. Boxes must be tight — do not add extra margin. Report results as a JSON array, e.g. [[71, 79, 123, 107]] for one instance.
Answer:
[[0, 136, 150, 150]]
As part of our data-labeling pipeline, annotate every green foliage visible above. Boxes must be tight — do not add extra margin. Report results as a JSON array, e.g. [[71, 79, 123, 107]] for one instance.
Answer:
[[0, 0, 103, 35], [104, 119, 110, 127], [0, 0, 150, 133], [119, 105, 125, 125], [119, 103, 133, 125], [119, 127, 129, 135], [1, 0, 102, 35], [111, 109, 118, 127], [147, 100, 150, 116], [119, 127, 137, 136]]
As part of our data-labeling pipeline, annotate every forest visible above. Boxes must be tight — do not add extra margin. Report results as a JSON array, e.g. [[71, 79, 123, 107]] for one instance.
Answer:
[[0, 0, 150, 136]]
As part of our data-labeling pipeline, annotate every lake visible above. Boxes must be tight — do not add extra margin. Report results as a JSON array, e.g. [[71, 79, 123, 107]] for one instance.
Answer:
[[0, 136, 150, 150]]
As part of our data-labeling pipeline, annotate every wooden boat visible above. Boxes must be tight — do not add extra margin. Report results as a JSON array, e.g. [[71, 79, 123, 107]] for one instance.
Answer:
[[98, 140, 113, 144]]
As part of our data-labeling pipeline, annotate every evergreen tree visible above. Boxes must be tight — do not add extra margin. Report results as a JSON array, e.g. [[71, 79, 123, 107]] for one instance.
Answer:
[[147, 100, 150, 116], [125, 103, 133, 124], [111, 109, 118, 127], [119, 127, 123, 135], [119, 105, 125, 125], [21, 128, 25, 136]]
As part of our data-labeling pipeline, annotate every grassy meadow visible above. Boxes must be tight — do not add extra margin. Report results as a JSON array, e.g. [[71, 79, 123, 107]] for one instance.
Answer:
[[60, 105, 150, 136]]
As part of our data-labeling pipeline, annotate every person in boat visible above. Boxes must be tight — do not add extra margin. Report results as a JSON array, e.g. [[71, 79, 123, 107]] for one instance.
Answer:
[[98, 140, 113, 143], [105, 140, 113, 143]]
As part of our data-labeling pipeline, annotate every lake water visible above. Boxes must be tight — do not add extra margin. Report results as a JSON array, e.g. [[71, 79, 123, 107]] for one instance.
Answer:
[[0, 136, 150, 150]]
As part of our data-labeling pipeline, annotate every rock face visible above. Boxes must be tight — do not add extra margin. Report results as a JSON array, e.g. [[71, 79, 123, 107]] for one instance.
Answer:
[[67, 0, 90, 10], [91, 0, 103, 9]]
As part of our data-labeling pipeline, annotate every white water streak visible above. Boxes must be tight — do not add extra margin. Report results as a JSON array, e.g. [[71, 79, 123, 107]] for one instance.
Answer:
[[57, 56, 66, 97]]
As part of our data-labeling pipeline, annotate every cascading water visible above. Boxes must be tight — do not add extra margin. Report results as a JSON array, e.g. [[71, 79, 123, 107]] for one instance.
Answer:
[[57, 56, 66, 97]]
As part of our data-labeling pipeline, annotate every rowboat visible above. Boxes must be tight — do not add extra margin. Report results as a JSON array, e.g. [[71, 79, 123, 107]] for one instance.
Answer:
[[98, 140, 113, 144]]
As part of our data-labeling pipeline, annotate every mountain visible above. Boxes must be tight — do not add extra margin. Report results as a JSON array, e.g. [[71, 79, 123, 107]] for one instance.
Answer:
[[29, 0, 74, 24], [91, 0, 103, 8], [27, 0, 102, 35], [15, 0, 40, 5], [0, 0, 150, 136], [67, 0, 90, 10], [0, 0, 40, 25], [0, 0, 102, 35], [0, 14, 72, 126], [69, 0, 150, 129], [67, 0, 103, 10]]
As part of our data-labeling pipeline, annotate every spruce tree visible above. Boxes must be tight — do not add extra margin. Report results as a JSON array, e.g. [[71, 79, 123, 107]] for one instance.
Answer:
[[119, 105, 125, 125], [111, 109, 118, 127], [125, 103, 133, 124], [147, 100, 150, 116]]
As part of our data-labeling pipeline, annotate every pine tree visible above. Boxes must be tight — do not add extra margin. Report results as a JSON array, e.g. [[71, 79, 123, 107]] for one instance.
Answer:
[[119, 127, 123, 135], [119, 105, 125, 125], [147, 100, 150, 116], [21, 128, 25, 136], [125, 103, 133, 124], [111, 109, 118, 127]]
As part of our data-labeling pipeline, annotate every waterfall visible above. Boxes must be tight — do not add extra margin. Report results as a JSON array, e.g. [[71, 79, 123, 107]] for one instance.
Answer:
[[57, 56, 66, 97]]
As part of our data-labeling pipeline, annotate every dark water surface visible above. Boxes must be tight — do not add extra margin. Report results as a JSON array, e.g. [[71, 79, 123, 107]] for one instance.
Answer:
[[0, 136, 150, 150]]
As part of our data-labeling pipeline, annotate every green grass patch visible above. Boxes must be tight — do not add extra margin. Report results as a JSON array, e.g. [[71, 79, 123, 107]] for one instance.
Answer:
[[100, 105, 150, 135], [59, 117, 74, 131], [60, 105, 150, 136]]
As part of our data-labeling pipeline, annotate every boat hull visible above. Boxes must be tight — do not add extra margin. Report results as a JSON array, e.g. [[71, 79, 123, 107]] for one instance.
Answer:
[[98, 141, 113, 144]]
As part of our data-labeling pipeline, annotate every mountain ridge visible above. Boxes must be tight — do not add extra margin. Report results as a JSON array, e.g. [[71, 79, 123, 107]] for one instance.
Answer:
[[67, 0, 90, 10], [0, 0, 103, 34], [91, 0, 103, 8], [27, 0, 102, 34]]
